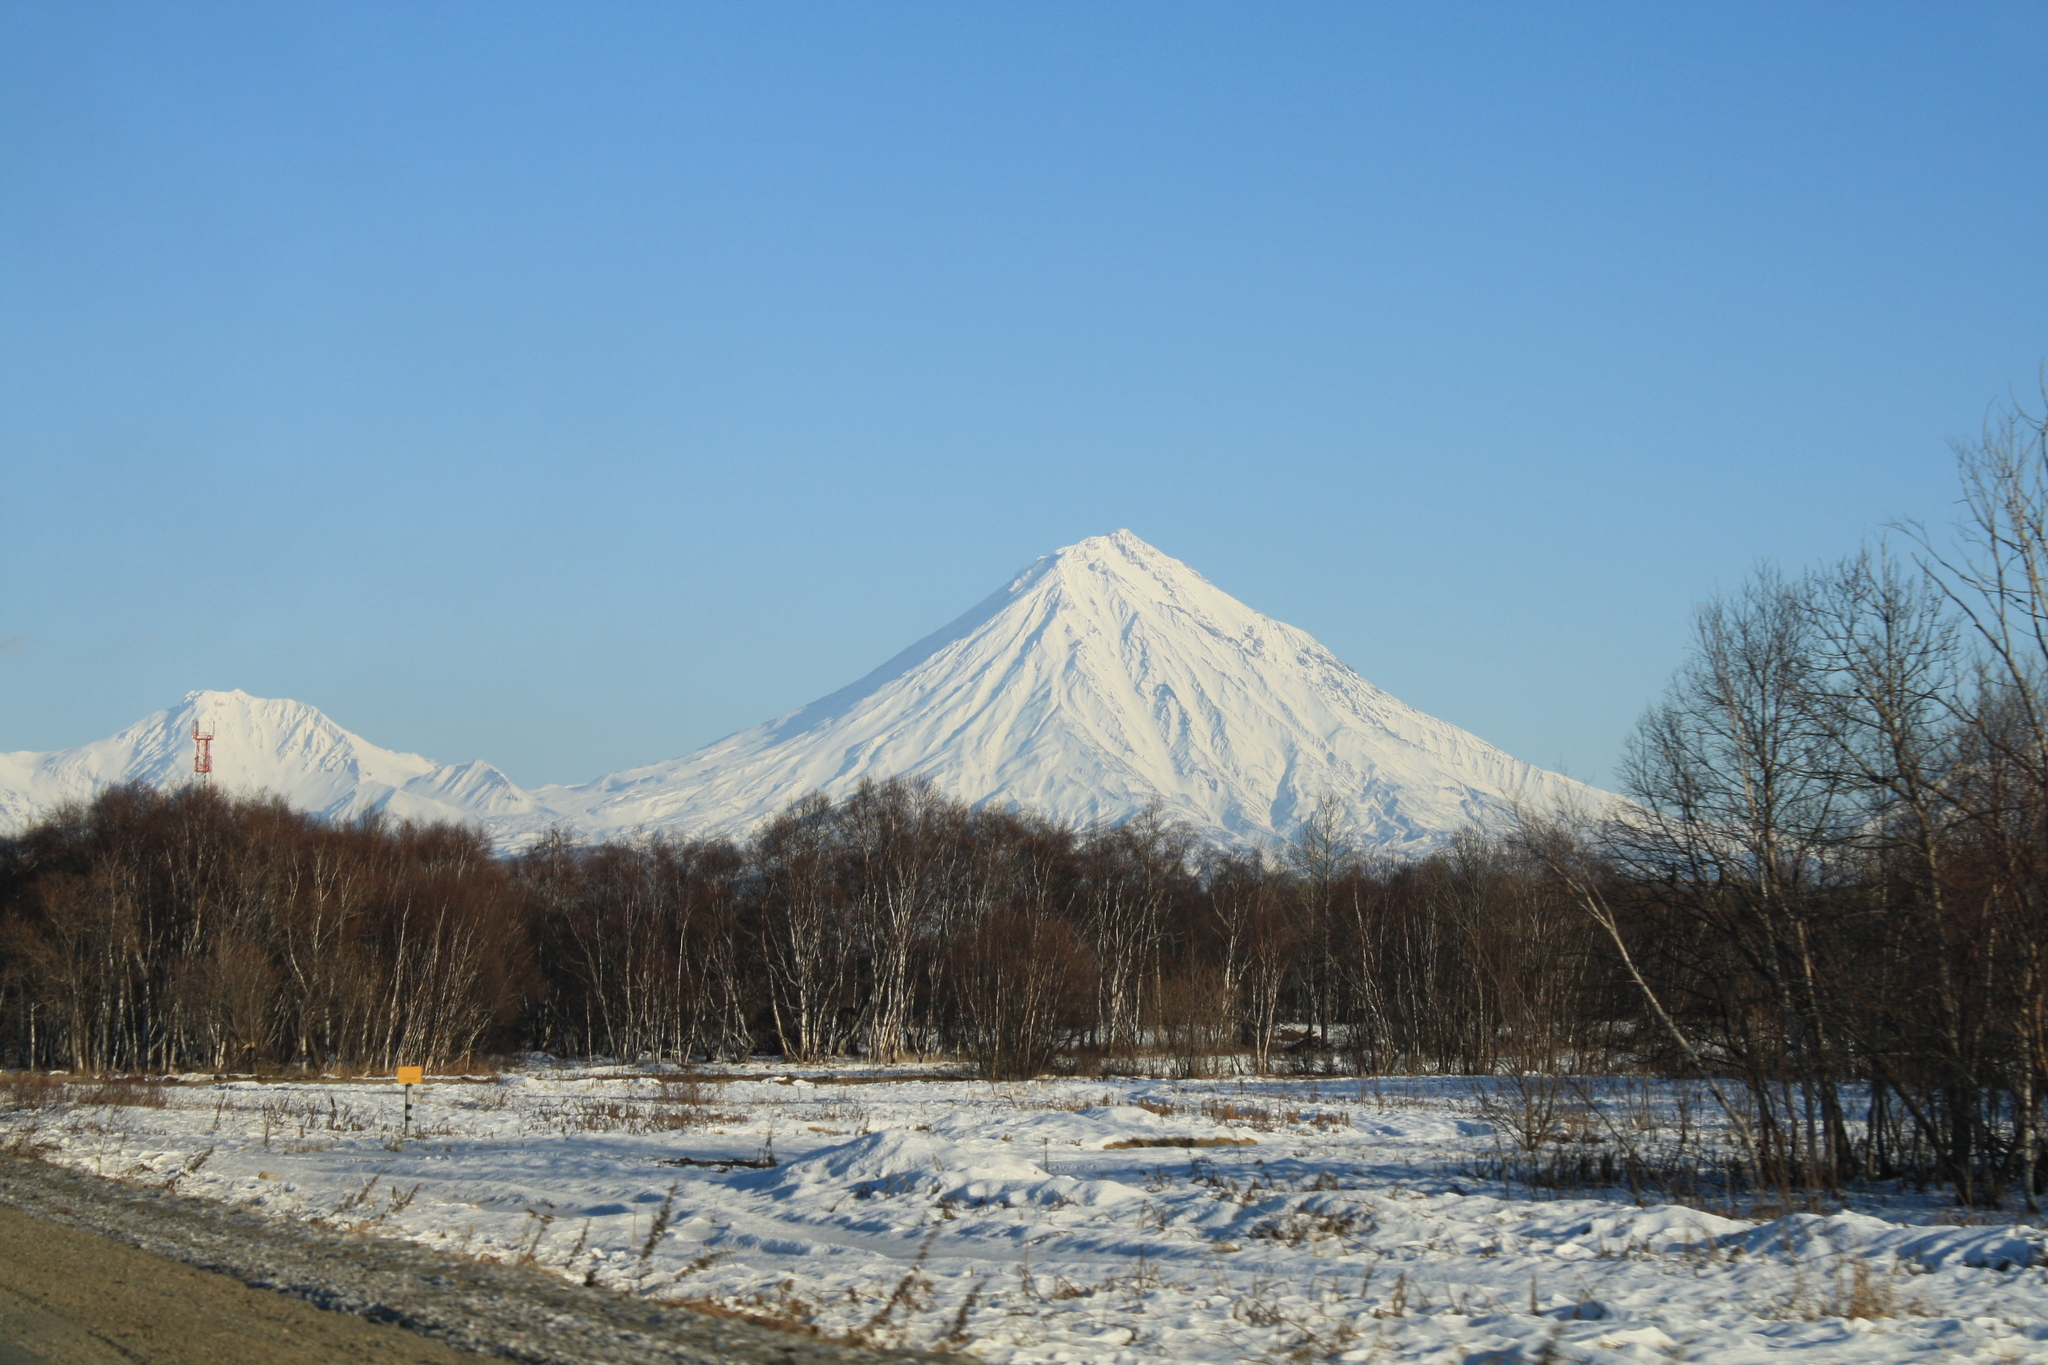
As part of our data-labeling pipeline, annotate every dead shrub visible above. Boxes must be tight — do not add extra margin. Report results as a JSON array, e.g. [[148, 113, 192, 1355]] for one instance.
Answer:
[[1476, 1072, 1584, 1153]]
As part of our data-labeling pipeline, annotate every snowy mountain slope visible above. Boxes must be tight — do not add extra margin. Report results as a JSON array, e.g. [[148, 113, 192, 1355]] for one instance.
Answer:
[[537, 531, 1611, 852], [0, 534, 1614, 853], [0, 690, 559, 840]]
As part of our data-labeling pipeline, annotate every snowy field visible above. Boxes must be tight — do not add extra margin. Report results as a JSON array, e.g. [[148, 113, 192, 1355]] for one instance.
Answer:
[[7, 1064, 2048, 1364]]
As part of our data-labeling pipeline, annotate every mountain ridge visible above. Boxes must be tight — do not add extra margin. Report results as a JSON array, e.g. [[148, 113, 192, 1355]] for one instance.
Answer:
[[0, 532, 1612, 852]]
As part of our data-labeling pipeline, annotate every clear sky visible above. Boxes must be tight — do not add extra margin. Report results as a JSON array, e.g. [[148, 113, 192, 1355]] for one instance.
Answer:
[[4, 1, 2044, 789]]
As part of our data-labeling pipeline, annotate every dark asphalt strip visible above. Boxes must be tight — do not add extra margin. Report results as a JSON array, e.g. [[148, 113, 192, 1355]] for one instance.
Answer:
[[0, 1199, 478, 1364], [0, 1156, 929, 1365]]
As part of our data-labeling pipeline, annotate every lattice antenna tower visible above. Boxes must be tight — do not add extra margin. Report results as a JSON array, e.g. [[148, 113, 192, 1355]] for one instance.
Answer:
[[193, 715, 216, 783]]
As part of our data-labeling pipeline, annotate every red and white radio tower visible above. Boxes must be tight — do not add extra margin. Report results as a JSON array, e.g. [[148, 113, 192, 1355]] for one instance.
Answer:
[[193, 718, 216, 781]]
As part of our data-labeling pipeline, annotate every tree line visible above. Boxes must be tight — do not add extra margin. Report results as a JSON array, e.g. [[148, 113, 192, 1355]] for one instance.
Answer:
[[4, 394, 2047, 1209], [0, 778, 1607, 1087]]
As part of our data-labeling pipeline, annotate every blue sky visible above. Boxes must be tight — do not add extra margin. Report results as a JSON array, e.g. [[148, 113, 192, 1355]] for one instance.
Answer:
[[4, 1, 2044, 788]]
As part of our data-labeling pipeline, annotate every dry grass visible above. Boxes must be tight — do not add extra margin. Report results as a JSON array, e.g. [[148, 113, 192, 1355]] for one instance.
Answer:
[[0, 1072, 64, 1111], [171, 1067, 502, 1085], [5, 1075, 176, 1110], [1198, 1099, 1351, 1131], [532, 1095, 744, 1135], [668, 1281, 825, 1337], [664, 1237, 972, 1350], [249, 1093, 376, 1140], [1765, 1258, 1935, 1321], [640, 1183, 678, 1259], [0, 1116, 56, 1159], [1247, 1205, 1372, 1246], [566, 1069, 969, 1088], [1076, 1095, 1354, 1134]]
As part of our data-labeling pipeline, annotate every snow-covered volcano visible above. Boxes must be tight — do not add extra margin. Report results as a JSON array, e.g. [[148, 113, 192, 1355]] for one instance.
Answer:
[[0, 532, 1609, 852], [539, 530, 1604, 851]]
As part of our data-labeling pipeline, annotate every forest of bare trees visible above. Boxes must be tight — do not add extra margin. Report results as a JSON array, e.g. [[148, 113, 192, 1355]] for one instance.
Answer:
[[5, 396, 2048, 1210], [0, 776, 1603, 1086]]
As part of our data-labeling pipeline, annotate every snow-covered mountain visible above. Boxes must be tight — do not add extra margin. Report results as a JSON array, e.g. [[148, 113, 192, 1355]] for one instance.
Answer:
[[0, 689, 559, 841], [535, 530, 1607, 852], [0, 532, 1612, 853]]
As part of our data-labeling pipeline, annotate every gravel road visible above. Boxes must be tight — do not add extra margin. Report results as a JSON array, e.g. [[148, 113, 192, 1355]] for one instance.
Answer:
[[0, 1156, 926, 1365]]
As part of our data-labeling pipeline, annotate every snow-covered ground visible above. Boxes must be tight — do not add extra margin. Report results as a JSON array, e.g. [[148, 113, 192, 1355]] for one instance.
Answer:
[[7, 1065, 2047, 1363]]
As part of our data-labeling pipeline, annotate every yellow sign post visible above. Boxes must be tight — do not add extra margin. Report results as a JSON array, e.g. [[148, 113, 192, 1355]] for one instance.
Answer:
[[397, 1066, 423, 1138]]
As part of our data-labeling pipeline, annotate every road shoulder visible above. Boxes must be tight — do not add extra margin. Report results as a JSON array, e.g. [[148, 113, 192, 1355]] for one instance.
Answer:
[[0, 1156, 922, 1365]]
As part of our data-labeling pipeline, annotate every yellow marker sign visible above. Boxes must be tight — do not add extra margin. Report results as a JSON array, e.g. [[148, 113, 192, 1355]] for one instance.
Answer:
[[396, 1066, 424, 1085]]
